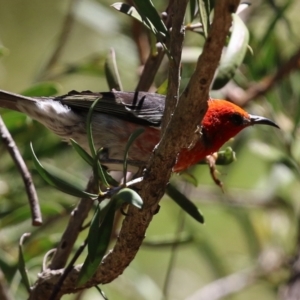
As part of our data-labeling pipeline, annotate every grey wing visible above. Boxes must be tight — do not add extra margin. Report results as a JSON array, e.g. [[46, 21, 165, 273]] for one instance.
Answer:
[[57, 90, 166, 127]]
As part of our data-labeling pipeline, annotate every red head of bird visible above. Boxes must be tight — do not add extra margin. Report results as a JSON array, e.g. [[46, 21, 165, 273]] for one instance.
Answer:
[[174, 99, 279, 172]]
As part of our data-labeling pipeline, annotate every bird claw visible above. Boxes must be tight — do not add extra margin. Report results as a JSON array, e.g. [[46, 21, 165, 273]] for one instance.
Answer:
[[205, 154, 224, 193]]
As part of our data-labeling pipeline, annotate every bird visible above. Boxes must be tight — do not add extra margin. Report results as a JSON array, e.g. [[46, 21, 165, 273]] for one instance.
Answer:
[[0, 89, 279, 172]]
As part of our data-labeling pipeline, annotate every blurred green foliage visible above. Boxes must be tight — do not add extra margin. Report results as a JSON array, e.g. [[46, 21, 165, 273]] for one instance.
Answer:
[[0, 0, 300, 299]]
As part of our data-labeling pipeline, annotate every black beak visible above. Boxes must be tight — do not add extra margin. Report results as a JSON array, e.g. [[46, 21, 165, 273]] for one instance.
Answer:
[[249, 114, 280, 128]]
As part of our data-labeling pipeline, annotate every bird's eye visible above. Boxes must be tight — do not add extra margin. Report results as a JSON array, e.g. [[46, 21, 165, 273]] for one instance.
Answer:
[[230, 113, 244, 126]]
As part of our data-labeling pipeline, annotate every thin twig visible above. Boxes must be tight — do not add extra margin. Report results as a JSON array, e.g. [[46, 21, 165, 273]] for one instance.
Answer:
[[135, 0, 175, 91], [37, 0, 80, 80], [49, 240, 87, 300], [48, 175, 141, 271], [127, 0, 149, 65], [0, 268, 13, 300], [49, 176, 96, 270], [43, 249, 57, 272], [225, 47, 300, 106], [162, 209, 185, 299], [186, 248, 285, 300], [280, 217, 300, 300], [0, 116, 42, 226], [186, 269, 256, 300], [161, 0, 186, 132]]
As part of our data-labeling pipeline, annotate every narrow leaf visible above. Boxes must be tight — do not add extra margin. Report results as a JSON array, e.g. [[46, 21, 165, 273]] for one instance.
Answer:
[[95, 285, 108, 300], [71, 139, 117, 187], [212, 13, 250, 90], [111, 3, 150, 31], [94, 149, 109, 187], [86, 98, 110, 188], [18, 233, 31, 293], [87, 205, 101, 261], [112, 1, 168, 47], [104, 48, 123, 91], [113, 188, 143, 209], [30, 143, 98, 199], [86, 98, 102, 158], [181, 172, 199, 187], [132, 0, 168, 37], [236, 2, 250, 14], [166, 184, 204, 224], [70, 139, 94, 166], [189, 0, 198, 21], [123, 128, 145, 182], [78, 188, 143, 286], [77, 203, 115, 286], [198, 0, 210, 38], [156, 79, 168, 95]]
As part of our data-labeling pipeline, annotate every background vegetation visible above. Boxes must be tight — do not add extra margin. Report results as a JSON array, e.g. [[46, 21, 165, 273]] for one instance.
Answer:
[[0, 0, 300, 299]]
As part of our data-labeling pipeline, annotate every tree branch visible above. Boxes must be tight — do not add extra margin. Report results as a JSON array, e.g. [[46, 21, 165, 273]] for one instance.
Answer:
[[37, 0, 80, 81], [0, 268, 13, 300], [0, 116, 42, 226], [135, 0, 174, 91], [29, 1, 240, 298], [186, 248, 284, 300], [49, 176, 96, 270], [224, 47, 300, 106]]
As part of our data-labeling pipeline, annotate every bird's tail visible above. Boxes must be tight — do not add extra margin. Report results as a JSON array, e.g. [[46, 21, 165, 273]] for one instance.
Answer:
[[0, 89, 38, 112]]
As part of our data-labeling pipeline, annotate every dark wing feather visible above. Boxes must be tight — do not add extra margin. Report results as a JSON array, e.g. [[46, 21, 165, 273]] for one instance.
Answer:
[[57, 90, 165, 127]]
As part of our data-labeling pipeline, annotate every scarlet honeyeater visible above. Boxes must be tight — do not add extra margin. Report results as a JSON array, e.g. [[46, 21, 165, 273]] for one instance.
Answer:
[[0, 89, 279, 172]]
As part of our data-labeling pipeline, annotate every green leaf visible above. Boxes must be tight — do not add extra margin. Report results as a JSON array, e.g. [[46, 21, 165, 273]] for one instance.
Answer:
[[198, 0, 210, 38], [95, 285, 108, 300], [86, 98, 109, 188], [78, 188, 143, 286], [259, 0, 293, 49], [123, 128, 145, 182], [86, 98, 101, 158], [21, 82, 60, 97], [181, 172, 199, 187], [18, 233, 31, 293], [93, 149, 110, 187], [0, 202, 63, 227], [111, 3, 151, 31], [104, 48, 123, 91], [189, 0, 198, 21], [196, 147, 236, 165], [77, 205, 115, 287], [113, 188, 143, 209], [70, 139, 94, 166], [215, 147, 236, 165], [166, 184, 204, 224], [97, 188, 143, 216], [30, 143, 98, 199], [87, 205, 102, 261], [70, 139, 118, 187], [212, 14, 249, 90], [156, 79, 168, 95], [132, 0, 168, 37], [112, 2, 170, 58], [112, 2, 168, 40], [95, 188, 143, 219]]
